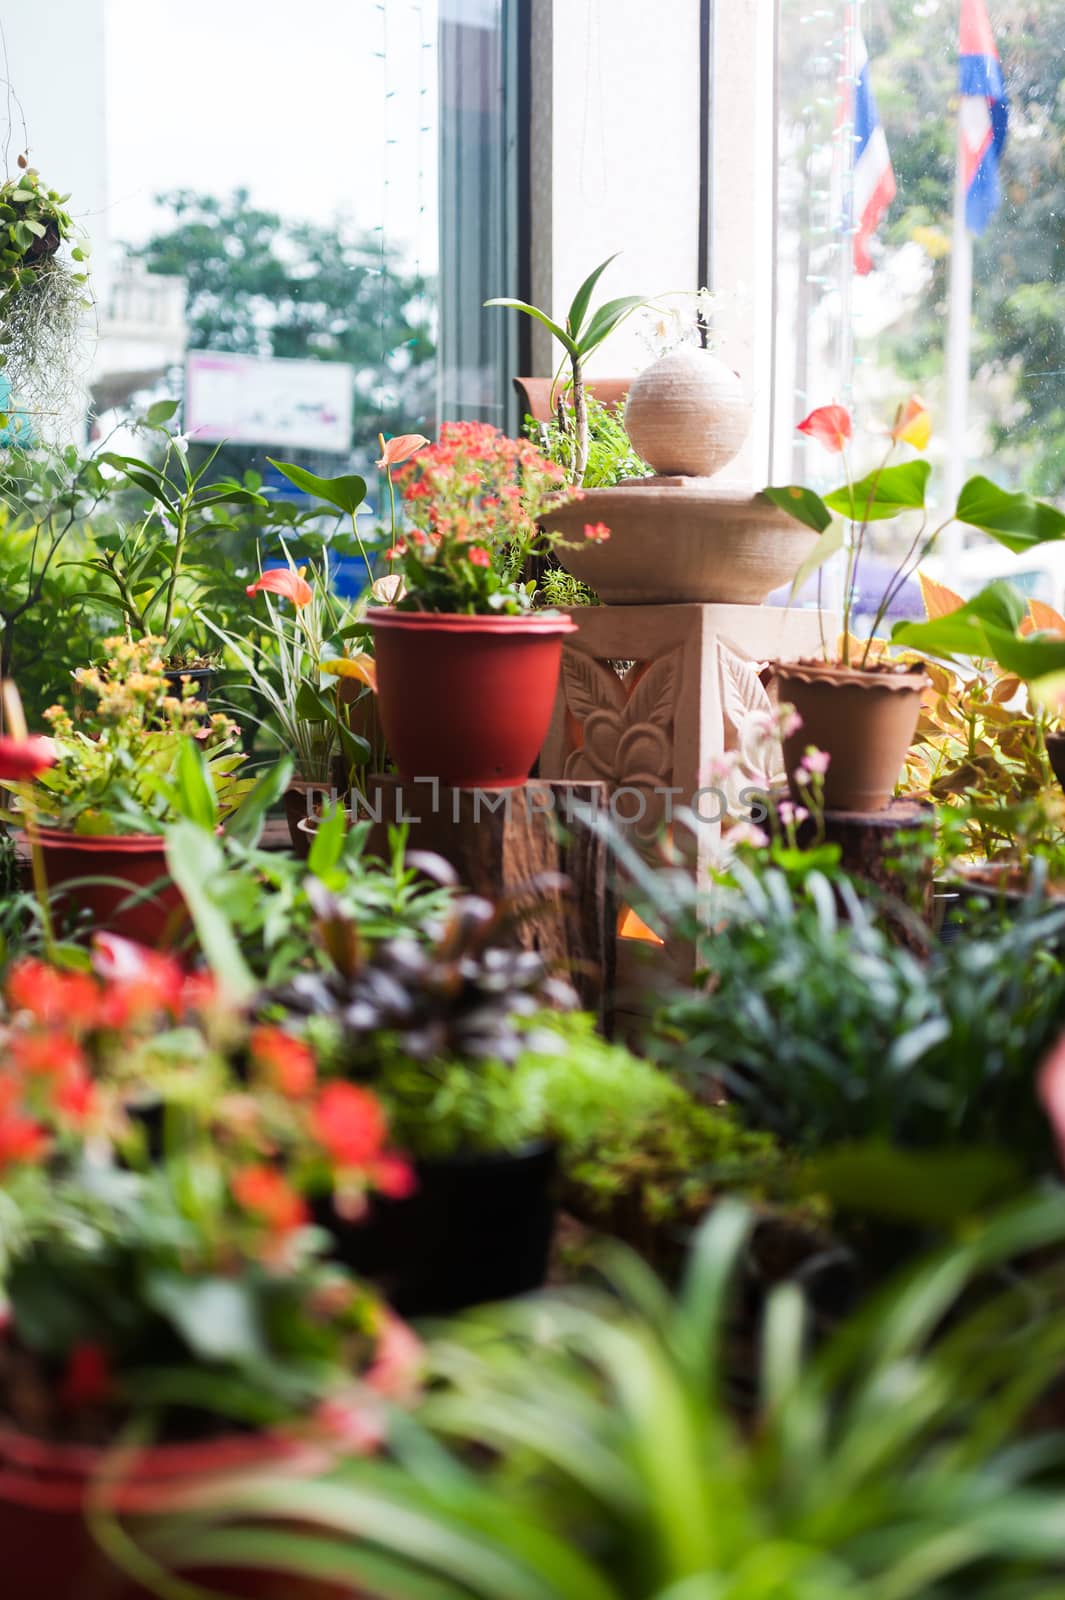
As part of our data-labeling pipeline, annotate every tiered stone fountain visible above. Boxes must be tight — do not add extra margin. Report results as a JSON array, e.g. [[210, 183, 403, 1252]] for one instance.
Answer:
[[538, 348, 832, 935]]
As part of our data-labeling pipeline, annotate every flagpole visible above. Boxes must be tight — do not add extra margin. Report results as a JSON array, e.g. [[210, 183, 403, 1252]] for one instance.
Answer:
[[943, 96, 972, 584]]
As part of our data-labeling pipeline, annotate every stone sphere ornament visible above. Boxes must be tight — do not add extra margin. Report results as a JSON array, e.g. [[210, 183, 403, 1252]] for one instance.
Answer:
[[624, 348, 752, 478]]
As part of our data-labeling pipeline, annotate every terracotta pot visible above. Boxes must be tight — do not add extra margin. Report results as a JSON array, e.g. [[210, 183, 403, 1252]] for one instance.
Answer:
[[0, 1423, 347, 1599], [774, 661, 927, 813], [284, 779, 337, 856], [623, 349, 751, 477], [544, 480, 817, 604], [512, 375, 632, 423], [32, 827, 186, 946], [369, 611, 577, 787]]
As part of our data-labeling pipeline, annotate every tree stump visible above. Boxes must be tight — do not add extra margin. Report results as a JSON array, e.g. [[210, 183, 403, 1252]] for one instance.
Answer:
[[363, 776, 615, 1025], [798, 797, 935, 944]]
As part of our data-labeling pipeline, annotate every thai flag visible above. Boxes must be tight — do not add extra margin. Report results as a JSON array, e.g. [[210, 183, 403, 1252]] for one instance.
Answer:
[[852, 29, 897, 275], [958, 0, 1009, 234]]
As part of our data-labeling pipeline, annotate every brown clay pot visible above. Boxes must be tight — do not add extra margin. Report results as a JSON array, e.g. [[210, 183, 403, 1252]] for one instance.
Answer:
[[369, 611, 577, 788], [32, 827, 187, 946], [774, 660, 927, 813], [284, 778, 337, 855]]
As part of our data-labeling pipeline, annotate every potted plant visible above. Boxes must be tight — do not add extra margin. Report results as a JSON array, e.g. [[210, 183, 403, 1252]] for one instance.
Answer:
[[367, 421, 602, 788], [0, 638, 250, 944], [0, 938, 417, 1599], [209, 560, 376, 849], [0, 164, 90, 433], [766, 398, 1065, 811]]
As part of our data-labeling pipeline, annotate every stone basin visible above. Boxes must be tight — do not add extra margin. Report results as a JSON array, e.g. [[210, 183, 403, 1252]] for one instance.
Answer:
[[543, 477, 818, 605]]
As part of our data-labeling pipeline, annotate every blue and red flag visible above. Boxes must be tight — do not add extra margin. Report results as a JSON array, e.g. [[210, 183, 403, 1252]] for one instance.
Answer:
[[958, 0, 1009, 234], [852, 28, 897, 275]]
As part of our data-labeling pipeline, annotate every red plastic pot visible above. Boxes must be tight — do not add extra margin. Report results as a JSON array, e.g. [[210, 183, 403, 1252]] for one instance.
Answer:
[[31, 827, 187, 947], [0, 1423, 349, 1598], [369, 610, 577, 788]]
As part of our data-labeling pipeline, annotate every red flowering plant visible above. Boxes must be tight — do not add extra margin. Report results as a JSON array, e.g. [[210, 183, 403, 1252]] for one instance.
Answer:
[[0, 936, 416, 1445], [384, 420, 605, 615]]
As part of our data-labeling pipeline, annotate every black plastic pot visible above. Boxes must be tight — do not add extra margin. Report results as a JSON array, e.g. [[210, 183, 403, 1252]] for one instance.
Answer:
[[325, 1141, 558, 1317], [164, 666, 216, 701], [1047, 731, 1065, 795]]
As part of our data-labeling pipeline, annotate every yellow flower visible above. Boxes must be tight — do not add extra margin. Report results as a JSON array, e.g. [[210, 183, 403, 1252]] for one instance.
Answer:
[[891, 394, 932, 451], [321, 653, 378, 693]]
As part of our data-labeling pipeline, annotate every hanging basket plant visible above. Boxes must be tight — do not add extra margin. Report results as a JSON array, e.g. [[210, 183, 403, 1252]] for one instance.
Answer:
[[0, 163, 90, 434]]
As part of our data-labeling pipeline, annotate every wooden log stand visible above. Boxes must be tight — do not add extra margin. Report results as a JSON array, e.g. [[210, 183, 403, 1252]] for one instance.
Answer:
[[796, 796, 935, 941], [364, 775, 615, 1026]]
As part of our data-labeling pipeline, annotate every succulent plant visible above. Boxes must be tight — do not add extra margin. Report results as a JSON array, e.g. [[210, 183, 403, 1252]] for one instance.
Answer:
[[272, 877, 578, 1073]]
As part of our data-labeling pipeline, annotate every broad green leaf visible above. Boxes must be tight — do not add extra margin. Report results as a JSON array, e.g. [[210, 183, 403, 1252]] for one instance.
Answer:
[[824, 460, 931, 522], [807, 1143, 1021, 1225], [762, 484, 833, 534], [983, 624, 1065, 679], [308, 799, 346, 876], [578, 295, 647, 358], [1030, 670, 1065, 718], [566, 253, 621, 341], [892, 579, 1027, 660], [165, 822, 255, 1003], [224, 755, 293, 847], [955, 475, 1065, 552], [787, 520, 844, 602], [267, 458, 367, 516], [145, 1274, 266, 1363], [294, 680, 336, 722], [171, 736, 218, 832], [482, 298, 578, 357], [145, 398, 180, 427], [197, 486, 269, 508]]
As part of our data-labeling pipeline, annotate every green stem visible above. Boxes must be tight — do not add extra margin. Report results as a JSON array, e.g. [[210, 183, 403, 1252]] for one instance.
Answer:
[[571, 352, 589, 486], [161, 500, 188, 641]]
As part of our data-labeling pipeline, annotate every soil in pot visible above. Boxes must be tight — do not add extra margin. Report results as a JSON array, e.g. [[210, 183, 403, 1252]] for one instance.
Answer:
[[775, 660, 927, 813], [369, 611, 576, 788], [324, 1141, 558, 1317], [0, 1423, 349, 1599], [33, 827, 187, 947]]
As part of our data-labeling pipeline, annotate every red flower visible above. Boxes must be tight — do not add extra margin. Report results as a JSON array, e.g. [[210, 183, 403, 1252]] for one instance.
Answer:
[[376, 432, 431, 469], [797, 404, 852, 454], [370, 1151, 416, 1198], [583, 522, 611, 543], [467, 547, 491, 568], [245, 568, 313, 608], [233, 1164, 309, 1235], [250, 1026, 316, 1098], [0, 734, 56, 781], [60, 1343, 112, 1409], [8, 1031, 86, 1079], [54, 1062, 97, 1124], [314, 1082, 389, 1169], [0, 1110, 46, 1172], [92, 935, 184, 1024], [6, 962, 99, 1031]]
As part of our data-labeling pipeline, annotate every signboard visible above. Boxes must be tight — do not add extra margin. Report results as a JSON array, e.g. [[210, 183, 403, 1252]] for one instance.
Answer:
[[184, 350, 355, 453]]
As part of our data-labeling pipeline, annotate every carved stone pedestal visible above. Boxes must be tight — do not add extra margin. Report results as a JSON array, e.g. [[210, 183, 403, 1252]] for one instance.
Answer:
[[538, 602, 832, 1034], [540, 603, 831, 877]]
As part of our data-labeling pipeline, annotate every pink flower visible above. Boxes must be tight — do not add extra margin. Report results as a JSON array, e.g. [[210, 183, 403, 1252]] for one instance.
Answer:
[[728, 822, 769, 849], [376, 432, 431, 469], [776, 801, 808, 827], [797, 405, 852, 454], [795, 747, 831, 784], [778, 706, 803, 740], [467, 547, 491, 568], [583, 521, 611, 543], [1039, 1033, 1065, 1167], [702, 752, 738, 785], [246, 568, 313, 608]]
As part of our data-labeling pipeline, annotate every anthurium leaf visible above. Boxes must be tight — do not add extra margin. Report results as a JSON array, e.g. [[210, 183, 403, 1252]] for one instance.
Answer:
[[786, 520, 844, 602], [225, 755, 293, 847], [145, 1274, 267, 1363], [566, 253, 621, 341], [762, 485, 833, 534], [982, 625, 1065, 680], [893, 580, 1028, 660], [267, 459, 367, 516], [807, 1142, 1021, 1225], [145, 398, 180, 427], [482, 298, 578, 357], [955, 475, 1065, 553], [294, 681, 336, 722], [578, 295, 647, 358], [824, 460, 931, 522]]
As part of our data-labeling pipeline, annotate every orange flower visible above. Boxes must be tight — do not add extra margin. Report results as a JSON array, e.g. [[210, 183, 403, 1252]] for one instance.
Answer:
[[0, 733, 56, 780], [376, 433, 431, 469], [467, 547, 491, 568], [233, 1164, 309, 1235], [891, 394, 932, 451], [797, 404, 852, 454], [583, 521, 611, 543], [250, 1026, 316, 1098], [246, 568, 313, 608]]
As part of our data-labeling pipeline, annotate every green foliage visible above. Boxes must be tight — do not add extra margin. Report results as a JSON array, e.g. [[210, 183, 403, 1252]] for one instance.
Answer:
[[894, 578, 1065, 678], [0, 167, 89, 424], [148, 1196, 1065, 1599], [132, 188, 434, 444], [537, 566, 600, 608], [648, 856, 1065, 1173], [526, 396, 651, 490]]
